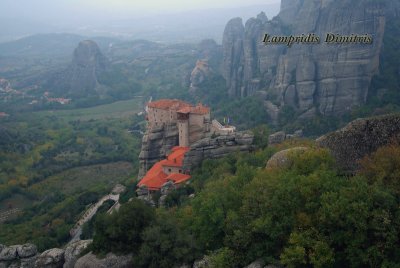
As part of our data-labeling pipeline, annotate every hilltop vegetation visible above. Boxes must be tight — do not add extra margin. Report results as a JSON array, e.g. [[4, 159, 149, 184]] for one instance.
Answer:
[[0, 100, 142, 250], [90, 138, 400, 267]]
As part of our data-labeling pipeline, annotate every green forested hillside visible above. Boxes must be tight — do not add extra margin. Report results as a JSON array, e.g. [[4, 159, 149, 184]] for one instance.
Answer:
[[0, 100, 143, 250], [91, 138, 400, 267]]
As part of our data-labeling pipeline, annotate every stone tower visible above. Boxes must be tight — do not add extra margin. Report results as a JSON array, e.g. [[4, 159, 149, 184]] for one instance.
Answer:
[[177, 110, 190, 147]]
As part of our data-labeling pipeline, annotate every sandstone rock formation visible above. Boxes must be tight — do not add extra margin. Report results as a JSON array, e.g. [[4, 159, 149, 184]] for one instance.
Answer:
[[137, 123, 179, 180], [222, 17, 245, 98], [138, 122, 254, 181], [317, 113, 400, 174], [182, 131, 254, 170], [0, 244, 37, 268], [189, 60, 213, 92], [266, 147, 308, 170], [74, 252, 132, 268], [48, 40, 110, 97], [222, 0, 398, 122], [197, 39, 221, 61], [35, 248, 65, 268], [268, 130, 303, 146], [0, 241, 94, 268], [63, 240, 92, 268]]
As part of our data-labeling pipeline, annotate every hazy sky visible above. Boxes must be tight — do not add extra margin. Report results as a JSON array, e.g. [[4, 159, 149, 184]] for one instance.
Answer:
[[1, 0, 280, 21]]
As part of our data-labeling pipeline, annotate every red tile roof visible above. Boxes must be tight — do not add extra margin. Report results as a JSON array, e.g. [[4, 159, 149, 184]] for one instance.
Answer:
[[190, 104, 210, 115], [166, 173, 191, 184], [177, 107, 192, 114], [177, 103, 209, 115], [147, 99, 191, 110], [137, 146, 191, 190], [147, 99, 210, 115], [137, 162, 168, 190]]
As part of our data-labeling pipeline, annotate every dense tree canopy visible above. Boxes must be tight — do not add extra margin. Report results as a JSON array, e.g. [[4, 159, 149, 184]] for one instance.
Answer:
[[91, 140, 400, 267]]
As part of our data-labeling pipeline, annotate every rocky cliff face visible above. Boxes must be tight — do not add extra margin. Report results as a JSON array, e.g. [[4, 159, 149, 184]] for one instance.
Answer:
[[317, 113, 400, 174], [137, 123, 179, 180], [137, 123, 254, 180], [182, 131, 254, 171], [189, 60, 213, 92], [47, 40, 110, 97], [0, 240, 114, 268], [222, 0, 398, 122], [68, 40, 110, 97]]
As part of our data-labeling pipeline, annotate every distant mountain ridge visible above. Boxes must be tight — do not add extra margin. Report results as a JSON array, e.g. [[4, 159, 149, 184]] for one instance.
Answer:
[[0, 33, 117, 58], [0, 4, 280, 44]]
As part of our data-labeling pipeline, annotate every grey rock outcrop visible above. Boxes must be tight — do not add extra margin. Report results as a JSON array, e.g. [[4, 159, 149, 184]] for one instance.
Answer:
[[244, 259, 265, 268], [137, 123, 179, 180], [266, 147, 308, 170], [34, 248, 64, 268], [0, 241, 94, 268], [190, 60, 213, 92], [74, 252, 132, 268], [0, 246, 18, 262], [48, 40, 110, 97], [192, 256, 211, 268], [268, 130, 303, 145], [16, 244, 37, 259], [68, 40, 110, 96], [317, 113, 400, 174], [63, 240, 92, 268], [268, 131, 286, 145], [222, 17, 245, 98], [222, 0, 397, 122], [0, 244, 37, 268], [182, 131, 254, 170]]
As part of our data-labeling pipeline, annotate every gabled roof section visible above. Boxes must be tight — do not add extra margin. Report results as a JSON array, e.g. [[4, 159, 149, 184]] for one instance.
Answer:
[[190, 103, 210, 115], [147, 99, 210, 115], [137, 146, 191, 191], [147, 99, 191, 111], [137, 162, 168, 191], [165, 173, 191, 184]]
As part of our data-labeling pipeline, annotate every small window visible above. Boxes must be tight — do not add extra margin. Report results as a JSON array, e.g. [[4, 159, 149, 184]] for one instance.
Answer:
[[179, 170, 182, 173], [168, 168, 171, 172]]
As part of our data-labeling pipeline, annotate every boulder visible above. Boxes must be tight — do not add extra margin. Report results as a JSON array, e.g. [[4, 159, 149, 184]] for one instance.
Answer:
[[63, 240, 92, 268], [0, 244, 38, 268], [317, 114, 400, 174], [266, 147, 309, 169], [20, 256, 38, 268], [193, 256, 210, 268], [0, 246, 18, 261], [35, 248, 65, 268], [17, 244, 37, 258], [244, 259, 264, 268], [74, 252, 132, 268]]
